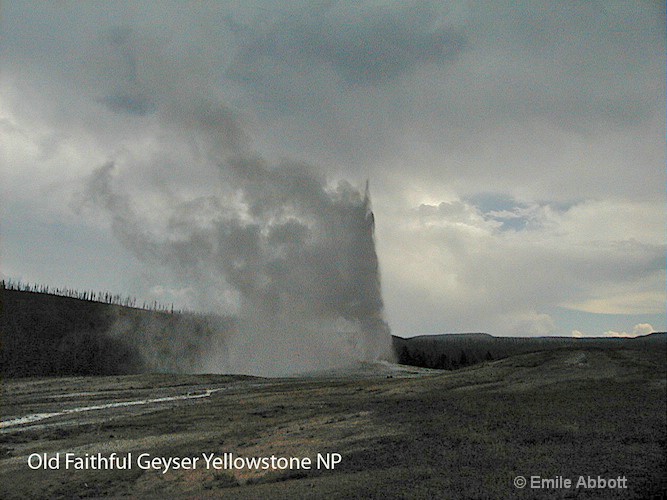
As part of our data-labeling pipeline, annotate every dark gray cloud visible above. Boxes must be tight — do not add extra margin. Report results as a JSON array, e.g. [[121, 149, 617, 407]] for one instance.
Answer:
[[228, 2, 466, 88], [101, 92, 155, 115], [202, 1, 665, 205]]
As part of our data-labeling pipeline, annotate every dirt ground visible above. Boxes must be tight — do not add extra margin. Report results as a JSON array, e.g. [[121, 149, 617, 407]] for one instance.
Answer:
[[1, 348, 665, 499]]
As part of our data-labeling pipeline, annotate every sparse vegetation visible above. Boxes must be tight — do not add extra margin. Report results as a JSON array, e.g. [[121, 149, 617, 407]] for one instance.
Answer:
[[1, 286, 233, 377], [1, 279, 187, 314], [1, 281, 665, 497], [0, 349, 664, 498]]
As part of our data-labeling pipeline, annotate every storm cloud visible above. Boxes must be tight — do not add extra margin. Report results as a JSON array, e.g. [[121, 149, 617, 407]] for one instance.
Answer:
[[228, 2, 466, 86], [1, 1, 664, 342]]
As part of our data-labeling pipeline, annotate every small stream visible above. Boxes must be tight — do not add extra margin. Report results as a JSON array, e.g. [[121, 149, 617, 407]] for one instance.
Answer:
[[0, 389, 221, 430]]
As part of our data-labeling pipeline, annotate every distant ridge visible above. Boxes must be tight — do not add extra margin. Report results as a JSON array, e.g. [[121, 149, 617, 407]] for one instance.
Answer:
[[393, 332, 665, 340], [401, 332, 494, 340], [392, 331, 665, 370]]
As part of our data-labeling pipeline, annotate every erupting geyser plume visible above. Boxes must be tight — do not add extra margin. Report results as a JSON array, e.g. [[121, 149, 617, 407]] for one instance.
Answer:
[[82, 99, 392, 376]]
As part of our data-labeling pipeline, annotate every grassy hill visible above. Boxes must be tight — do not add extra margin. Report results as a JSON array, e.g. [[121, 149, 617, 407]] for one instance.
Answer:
[[2, 286, 664, 377], [1, 288, 233, 377]]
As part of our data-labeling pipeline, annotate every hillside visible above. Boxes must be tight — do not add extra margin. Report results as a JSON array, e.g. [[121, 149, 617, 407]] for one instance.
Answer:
[[0, 288, 233, 377], [392, 331, 666, 370], [2, 287, 664, 377]]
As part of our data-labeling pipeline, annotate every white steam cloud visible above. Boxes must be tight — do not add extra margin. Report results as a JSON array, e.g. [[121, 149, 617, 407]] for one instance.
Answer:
[[81, 98, 392, 376]]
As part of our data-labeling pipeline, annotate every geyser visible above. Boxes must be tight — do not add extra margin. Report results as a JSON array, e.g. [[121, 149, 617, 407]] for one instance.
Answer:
[[82, 100, 391, 376]]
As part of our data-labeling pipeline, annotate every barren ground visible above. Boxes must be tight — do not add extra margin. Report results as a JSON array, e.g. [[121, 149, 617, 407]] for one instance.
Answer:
[[1, 348, 665, 499]]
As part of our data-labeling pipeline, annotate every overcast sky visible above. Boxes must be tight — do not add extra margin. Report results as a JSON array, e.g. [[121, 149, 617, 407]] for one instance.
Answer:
[[1, 1, 665, 338]]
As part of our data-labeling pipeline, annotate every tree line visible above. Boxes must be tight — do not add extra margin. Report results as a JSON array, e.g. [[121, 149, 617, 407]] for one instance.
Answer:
[[1, 278, 189, 315], [396, 344, 494, 370]]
